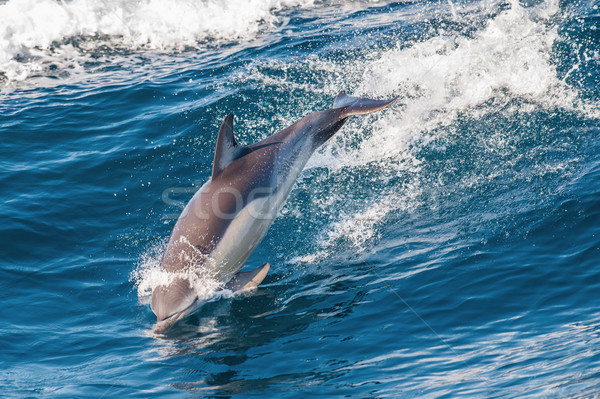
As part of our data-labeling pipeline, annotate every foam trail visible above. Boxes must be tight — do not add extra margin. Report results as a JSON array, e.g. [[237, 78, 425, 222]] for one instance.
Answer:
[[295, 0, 600, 262]]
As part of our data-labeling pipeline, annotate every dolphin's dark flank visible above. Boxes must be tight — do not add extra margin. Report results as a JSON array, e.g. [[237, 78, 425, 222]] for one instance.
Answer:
[[151, 91, 397, 334]]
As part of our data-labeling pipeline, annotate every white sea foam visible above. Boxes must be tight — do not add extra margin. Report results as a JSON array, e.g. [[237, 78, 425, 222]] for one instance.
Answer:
[[0, 0, 314, 82], [329, 0, 580, 167]]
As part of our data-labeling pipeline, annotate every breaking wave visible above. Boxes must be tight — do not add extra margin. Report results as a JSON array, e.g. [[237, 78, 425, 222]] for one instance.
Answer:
[[0, 0, 315, 82]]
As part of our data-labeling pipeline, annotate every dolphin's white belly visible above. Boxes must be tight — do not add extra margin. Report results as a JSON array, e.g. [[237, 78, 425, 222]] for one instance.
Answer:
[[209, 196, 274, 281], [210, 140, 312, 281]]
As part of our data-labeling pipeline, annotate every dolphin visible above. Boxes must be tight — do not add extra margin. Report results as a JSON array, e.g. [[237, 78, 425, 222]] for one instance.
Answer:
[[151, 91, 397, 333]]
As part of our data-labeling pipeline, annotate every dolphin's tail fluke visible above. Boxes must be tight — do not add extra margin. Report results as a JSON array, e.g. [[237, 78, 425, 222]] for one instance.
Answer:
[[333, 90, 398, 118], [311, 90, 397, 149]]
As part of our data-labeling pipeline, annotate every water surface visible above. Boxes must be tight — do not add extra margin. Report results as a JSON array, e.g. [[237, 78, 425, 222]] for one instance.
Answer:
[[1, 0, 600, 396]]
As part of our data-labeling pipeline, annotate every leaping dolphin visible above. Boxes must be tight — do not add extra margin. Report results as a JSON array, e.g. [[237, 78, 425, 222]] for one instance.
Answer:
[[151, 91, 397, 333]]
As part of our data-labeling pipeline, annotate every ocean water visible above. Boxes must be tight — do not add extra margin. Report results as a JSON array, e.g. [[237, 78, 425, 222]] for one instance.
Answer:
[[1, 0, 600, 396]]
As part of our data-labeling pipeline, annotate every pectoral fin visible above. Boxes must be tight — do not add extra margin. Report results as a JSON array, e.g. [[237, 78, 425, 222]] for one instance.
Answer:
[[225, 262, 270, 292]]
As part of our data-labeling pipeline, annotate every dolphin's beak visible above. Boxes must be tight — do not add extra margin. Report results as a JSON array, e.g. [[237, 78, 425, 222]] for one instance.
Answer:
[[151, 277, 199, 335], [152, 298, 198, 336], [153, 314, 183, 336]]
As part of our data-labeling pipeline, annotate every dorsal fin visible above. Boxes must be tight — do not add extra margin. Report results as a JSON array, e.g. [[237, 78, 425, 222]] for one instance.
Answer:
[[212, 114, 240, 179]]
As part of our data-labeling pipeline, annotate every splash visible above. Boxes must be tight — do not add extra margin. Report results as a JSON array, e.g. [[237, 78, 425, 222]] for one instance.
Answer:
[[131, 238, 223, 306]]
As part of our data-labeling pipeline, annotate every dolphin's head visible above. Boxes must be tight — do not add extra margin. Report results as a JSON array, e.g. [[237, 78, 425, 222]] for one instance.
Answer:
[[151, 277, 198, 335]]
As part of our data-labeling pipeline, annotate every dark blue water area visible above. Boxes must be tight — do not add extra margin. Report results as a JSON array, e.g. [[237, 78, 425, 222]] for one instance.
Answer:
[[1, 0, 600, 397]]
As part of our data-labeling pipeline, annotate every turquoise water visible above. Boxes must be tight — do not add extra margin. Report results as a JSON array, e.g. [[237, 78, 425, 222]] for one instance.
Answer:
[[1, 0, 600, 396]]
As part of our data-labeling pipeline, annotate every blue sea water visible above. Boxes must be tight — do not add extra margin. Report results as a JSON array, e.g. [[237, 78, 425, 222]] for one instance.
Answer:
[[1, 0, 600, 396]]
